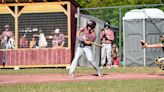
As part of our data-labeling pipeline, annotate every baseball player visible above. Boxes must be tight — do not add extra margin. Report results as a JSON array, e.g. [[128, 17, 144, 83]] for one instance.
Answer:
[[69, 20, 102, 77], [100, 22, 115, 69], [141, 34, 164, 69]]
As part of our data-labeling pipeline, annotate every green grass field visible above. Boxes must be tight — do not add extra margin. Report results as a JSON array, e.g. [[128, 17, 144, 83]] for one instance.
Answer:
[[0, 79, 163, 92], [0, 67, 163, 92]]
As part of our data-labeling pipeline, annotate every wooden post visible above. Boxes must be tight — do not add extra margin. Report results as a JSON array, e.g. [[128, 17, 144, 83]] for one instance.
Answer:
[[15, 5, 18, 49], [56, 2, 68, 16], [67, 2, 71, 48], [6, 6, 15, 17]]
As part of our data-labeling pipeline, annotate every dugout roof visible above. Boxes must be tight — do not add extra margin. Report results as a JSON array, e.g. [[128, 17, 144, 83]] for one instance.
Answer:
[[0, 0, 79, 6]]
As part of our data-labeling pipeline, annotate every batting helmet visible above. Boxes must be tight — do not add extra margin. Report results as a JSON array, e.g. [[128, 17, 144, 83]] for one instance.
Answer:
[[86, 20, 96, 29]]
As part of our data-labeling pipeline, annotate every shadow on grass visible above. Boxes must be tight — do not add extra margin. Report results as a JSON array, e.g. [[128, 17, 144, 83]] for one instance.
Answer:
[[157, 74, 164, 76], [148, 73, 156, 75], [148, 73, 164, 76]]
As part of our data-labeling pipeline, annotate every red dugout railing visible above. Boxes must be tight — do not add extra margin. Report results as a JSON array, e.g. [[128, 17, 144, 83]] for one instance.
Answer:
[[0, 48, 71, 68]]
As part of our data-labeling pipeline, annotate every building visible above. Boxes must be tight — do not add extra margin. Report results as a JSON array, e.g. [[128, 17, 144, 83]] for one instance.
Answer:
[[0, 0, 78, 68]]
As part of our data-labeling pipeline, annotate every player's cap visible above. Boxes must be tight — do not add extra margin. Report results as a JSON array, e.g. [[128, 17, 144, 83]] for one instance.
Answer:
[[4, 25, 10, 28], [55, 28, 60, 33], [104, 22, 110, 28]]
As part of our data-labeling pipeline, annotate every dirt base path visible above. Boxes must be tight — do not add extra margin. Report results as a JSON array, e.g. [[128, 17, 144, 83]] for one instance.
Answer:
[[0, 73, 163, 85]]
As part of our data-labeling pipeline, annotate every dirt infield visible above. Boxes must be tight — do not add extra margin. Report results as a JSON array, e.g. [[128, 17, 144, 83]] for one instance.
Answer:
[[0, 72, 163, 85]]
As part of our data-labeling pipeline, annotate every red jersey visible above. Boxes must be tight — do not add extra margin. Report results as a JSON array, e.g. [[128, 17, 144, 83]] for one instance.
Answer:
[[100, 29, 114, 44], [80, 28, 96, 42]]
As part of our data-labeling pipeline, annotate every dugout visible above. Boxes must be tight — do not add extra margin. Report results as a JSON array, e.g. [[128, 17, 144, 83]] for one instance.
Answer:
[[123, 8, 164, 66], [0, 0, 78, 68]]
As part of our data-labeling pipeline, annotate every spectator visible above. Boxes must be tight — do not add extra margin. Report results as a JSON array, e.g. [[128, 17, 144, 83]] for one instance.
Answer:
[[111, 44, 120, 67], [52, 28, 65, 48], [30, 37, 36, 48], [1, 25, 14, 68], [33, 29, 48, 48]]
